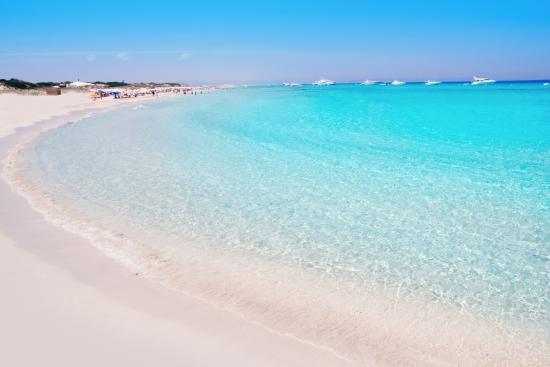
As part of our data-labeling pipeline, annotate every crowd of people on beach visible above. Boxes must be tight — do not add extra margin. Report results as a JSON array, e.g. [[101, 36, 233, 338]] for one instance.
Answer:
[[90, 86, 212, 100]]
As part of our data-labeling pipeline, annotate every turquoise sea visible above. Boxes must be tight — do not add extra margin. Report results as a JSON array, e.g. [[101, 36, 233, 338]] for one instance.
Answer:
[[15, 83, 550, 364]]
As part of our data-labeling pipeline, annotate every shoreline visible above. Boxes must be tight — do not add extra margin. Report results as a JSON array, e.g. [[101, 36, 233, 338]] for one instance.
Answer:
[[0, 93, 355, 367], [1, 91, 549, 366]]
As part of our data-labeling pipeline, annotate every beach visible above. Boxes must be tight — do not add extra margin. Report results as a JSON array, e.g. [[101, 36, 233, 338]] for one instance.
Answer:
[[0, 91, 356, 367], [3, 0, 549, 365], [1, 85, 549, 366]]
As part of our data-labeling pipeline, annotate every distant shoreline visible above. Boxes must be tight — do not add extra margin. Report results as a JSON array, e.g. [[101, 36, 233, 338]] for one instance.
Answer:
[[2, 78, 549, 93]]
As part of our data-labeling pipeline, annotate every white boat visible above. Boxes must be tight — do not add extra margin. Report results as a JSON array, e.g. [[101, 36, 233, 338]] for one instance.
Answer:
[[544, 82, 549, 86], [312, 78, 335, 86], [361, 80, 379, 85], [471, 76, 496, 85], [391, 80, 406, 86], [425, 80, 442, 85], [283, 82, 301, 87]]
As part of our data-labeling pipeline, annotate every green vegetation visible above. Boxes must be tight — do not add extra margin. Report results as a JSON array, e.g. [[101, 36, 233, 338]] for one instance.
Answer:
[[93, 81, 129, 87], [0, 78, 59, 89], [1, 78, 187, 90], [0, 78, 38, 89], [35, 82, 58, 88]]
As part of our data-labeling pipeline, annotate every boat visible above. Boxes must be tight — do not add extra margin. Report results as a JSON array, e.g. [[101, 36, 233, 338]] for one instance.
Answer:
[[425, 80, 442, 85], [471, 76, 496, 85], [544, 82, 549, 86], [361, 80, 379, 85], [312, 79, 335, 86], [391, 80, 406, 86], [283, 82, 301, 87]]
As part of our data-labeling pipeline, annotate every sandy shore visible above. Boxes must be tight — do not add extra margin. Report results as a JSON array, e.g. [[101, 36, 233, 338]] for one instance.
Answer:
[[1, 91, 123, 138], [0, 92, 355, 367]]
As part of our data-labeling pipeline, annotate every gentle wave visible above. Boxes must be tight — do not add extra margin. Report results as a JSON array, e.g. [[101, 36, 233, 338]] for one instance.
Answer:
[[5, 85, 550, 365]]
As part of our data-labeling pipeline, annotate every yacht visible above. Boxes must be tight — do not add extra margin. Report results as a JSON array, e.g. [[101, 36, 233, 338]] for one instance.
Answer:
[[361, 80, 379, 85], [425, 80, 442, 85], [283, 82, 301, 87], [391, 80, 406, 86], [312, 78, 335, 86], [472, 76, 496, 85]]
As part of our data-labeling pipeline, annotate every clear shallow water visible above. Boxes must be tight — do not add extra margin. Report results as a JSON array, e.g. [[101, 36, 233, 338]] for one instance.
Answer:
[[16, 83, 550, 363]]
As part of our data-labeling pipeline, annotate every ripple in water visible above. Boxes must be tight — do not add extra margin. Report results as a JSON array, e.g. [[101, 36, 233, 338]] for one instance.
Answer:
[[14, 84, 550, 365]]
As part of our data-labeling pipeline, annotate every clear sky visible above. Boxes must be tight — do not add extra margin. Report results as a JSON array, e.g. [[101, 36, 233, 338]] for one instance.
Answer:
[[1, 0, 549, 84]]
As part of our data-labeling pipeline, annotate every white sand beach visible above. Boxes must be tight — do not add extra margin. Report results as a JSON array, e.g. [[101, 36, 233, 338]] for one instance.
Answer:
[[3, 0, 549, 364], [0, 92, 113, 138], [0, 92, 356, 367]]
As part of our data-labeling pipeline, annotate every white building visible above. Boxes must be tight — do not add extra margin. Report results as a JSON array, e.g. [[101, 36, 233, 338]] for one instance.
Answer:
[[67, 80, 93, 88]]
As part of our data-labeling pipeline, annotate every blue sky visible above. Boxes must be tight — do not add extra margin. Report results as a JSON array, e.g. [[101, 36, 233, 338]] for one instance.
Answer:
[[1, 0, 549, 84]]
